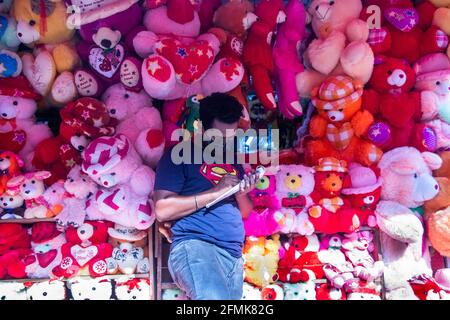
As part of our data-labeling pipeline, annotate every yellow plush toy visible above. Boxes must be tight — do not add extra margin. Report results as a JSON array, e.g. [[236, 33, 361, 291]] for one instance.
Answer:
[[12, 0, 79, 104], [243, 235, 281, 288]]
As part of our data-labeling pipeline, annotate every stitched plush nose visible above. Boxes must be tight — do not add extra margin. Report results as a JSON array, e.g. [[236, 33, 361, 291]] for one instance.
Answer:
[[25, 190, 30, 194], [101, 39, 111, 48]]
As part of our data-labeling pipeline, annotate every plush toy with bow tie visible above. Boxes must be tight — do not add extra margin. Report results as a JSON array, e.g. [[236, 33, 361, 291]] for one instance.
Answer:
[[273, 165, 315, 235]]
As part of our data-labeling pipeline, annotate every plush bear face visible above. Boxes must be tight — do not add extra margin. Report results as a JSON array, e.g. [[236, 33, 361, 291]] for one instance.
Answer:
[[0, 283, 27, 300], [92, 27, 121, 50], [284, 282, 317, 300], [253, 174, 276, 195], [26, 281, 66, 300], [369, 57, 416, 93], [68, 278, 112, 300], [277, 165, 315, 196], [346, 188, 382, 211], [115, 279, 151, 300], [0, 96, 37, 120], [16, 176, 47, 200], [89, 155, 138, 188], [102, 84, 153, 121], [0, 192, 24, 209], [13, 0, 74, 45], [378, 147, 441, 208], [308, 0, 363, 38], [65, 221, 110, 245], [213, 0, 255, 36], [314, 171, 346, 196], [64, 166, 97, 199]]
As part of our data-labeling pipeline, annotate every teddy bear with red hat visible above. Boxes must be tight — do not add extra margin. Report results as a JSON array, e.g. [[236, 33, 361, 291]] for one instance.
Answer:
[[242, 0, 285, 111], [82, 134, 156, 230], [52, 221, 114, 278], [0, 223, 32, 279], [30, 97, 116, 186], [305, 75, 383, 167], [362, 55, 437, 152], [23, 222, 66, 279], [0, 75, 52, 163], [307, 157, 361, 234], [341, 163, 382, 227]]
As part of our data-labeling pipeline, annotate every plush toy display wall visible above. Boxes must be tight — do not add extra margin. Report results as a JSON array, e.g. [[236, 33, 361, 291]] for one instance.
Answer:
[[1, 0, 450, 301]]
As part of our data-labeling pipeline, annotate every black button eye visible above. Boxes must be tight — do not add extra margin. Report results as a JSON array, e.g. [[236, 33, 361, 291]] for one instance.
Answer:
[[124, 94, 129, 99], [13, 101, 18, 106], [329, 1, 335, 4], [315, 5, 319, 10], [388, 70, 393, 75], [111, 173, 116, 176], [31, 180, 35, 184], [29, 20, 36, 26], [9, 198, 13, 201], [43, 292, 47, 296], [92, 287, 96, 291], [436, 81, 441, 85], [414, 173, 418, 178], [22, 184, 26, 187], [5, 156, 10, 159]]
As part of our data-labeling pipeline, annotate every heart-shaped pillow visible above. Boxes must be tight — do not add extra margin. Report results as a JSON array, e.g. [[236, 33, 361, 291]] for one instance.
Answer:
[[155, 38, 215, 84], [70, 244, 98, 267], [384, 8, 419, 32], [89, 45, 125, 79], [22, 51, 56, 96], [307, 31, 346, 75], [36, 249, 58, 268]]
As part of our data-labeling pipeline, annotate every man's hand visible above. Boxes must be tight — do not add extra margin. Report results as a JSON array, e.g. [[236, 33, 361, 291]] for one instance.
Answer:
[[236, 171, 257, 197], [212, 174, 240, 195], [158, 222, 173, 243]]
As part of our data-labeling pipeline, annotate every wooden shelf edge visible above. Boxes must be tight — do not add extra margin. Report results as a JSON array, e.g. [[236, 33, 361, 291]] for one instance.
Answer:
[[0, 274, 150, 283], [0, 218, 56, 224]]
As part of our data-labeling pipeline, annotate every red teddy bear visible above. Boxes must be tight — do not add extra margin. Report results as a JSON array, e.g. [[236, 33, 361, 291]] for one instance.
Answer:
[[31, 98, 116, 186], [0, 224, 32, 279], [52, 221, 113, 278], [277, 235, 324, 283], [362, 0, 449, 62], [362, 55, 437, 152], [308, 158, 361, 234]]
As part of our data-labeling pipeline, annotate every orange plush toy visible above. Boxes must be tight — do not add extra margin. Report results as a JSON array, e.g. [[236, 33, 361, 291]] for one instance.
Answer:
[[0, 151, 23, 195], [243, 0, 285, 111], [305, 75, 383, 167]]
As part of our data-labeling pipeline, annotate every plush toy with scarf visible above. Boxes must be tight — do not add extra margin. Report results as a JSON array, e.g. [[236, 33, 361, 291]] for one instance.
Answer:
[[305, 75, 383, 167], [308, 158, 361, 234], [132, 0, 244, 101], [31, 97, 116, 186]]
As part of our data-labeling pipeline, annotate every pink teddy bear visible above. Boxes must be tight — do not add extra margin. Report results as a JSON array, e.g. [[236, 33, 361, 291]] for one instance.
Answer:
[[272, 0, 307, 119], [82, 134, 156, 230], [414, 53, 450, 150], [102, 83, 165, 168], [341, 231, 384, 283], [133, 0, 244, 100]]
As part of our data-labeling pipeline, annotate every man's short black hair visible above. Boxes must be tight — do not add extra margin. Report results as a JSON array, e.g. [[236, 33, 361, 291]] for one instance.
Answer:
[[199, 93, 243, 130]]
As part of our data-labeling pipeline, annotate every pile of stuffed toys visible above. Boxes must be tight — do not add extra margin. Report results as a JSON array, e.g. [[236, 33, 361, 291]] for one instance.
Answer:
[[0, 0, 450, 300]]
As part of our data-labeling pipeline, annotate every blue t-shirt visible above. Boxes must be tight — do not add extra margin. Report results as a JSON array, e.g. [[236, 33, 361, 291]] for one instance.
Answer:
[[154, 142, 245, 258]]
